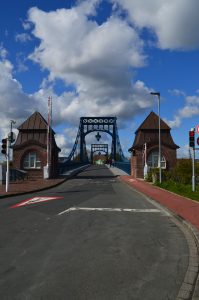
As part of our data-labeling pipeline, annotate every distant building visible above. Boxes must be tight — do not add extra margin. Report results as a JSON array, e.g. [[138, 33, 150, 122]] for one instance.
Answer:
[[12, 111, 60, 179], [128, 111, 179, 178]]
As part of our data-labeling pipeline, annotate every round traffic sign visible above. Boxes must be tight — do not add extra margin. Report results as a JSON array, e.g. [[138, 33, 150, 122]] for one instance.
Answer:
[[196, 125, 199, 134]]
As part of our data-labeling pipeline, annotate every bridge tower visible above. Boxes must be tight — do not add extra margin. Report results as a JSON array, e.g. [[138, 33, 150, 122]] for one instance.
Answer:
[[62, 116, 126, 165]]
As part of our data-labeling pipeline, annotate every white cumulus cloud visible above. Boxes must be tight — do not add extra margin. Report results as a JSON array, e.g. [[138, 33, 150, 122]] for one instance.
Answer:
[[164, 90, 199, 128], [27, 4, 152, 125], [113, 0, 199, 50], [15, 33, 32, 43]]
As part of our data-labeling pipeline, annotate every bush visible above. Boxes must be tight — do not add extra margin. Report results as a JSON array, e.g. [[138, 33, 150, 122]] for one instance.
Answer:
[[146, 168, 167, 183], [146, 159, 199, 185], [146, 168, 157, 182]]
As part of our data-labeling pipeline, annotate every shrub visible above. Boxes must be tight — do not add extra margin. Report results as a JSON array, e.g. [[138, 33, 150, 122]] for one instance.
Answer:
[[147, 159, 199, 185]]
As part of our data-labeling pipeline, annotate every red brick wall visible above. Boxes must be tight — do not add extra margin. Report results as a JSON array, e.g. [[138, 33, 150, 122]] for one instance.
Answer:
[[131, 152, 143, 178], [13, 145, 59, 179], [131, 145, 177, 179], [13, 145, 46, 179]]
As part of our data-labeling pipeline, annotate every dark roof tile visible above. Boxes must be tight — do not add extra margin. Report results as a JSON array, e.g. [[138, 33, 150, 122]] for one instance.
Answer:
[[18, 111, 48, 130], [135, 111, 170, 133]]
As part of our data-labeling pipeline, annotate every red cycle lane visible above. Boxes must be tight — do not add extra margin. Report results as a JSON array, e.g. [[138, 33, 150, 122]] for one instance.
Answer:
[[120, 176, 199, 231]]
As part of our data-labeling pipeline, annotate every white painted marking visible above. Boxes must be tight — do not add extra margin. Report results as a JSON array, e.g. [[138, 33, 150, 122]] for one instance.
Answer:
[[11, 196, 63, 208], [58, 207, 161, 215], [58, 207, 76, 215], [129, 179, 136, 182]]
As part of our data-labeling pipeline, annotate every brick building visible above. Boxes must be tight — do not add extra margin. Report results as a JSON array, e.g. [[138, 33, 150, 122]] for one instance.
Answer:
[[12, 111, 60, 179], [128, 111, 179, 178]]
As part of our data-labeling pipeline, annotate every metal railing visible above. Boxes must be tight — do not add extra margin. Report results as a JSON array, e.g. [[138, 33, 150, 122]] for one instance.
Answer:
[[114, 162, 131, 175], [10, 169, 28, 181]]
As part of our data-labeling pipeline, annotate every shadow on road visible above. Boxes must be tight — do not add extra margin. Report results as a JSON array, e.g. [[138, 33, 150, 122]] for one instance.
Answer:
[[75, 175, 117, 180]]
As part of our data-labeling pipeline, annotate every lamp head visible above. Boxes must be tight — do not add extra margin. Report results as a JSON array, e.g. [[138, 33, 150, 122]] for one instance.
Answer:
[[150, 92, 160, 96]]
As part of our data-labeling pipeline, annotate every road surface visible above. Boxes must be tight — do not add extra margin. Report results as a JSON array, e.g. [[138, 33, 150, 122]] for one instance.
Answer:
[[0, 165, 189, 299]]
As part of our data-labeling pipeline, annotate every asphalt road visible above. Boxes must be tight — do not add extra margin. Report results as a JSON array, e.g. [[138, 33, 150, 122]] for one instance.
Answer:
[[0, 165, 189, 300]]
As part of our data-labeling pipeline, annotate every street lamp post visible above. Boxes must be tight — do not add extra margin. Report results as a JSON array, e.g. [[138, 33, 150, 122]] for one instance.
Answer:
[[150, 92, 162, 184]]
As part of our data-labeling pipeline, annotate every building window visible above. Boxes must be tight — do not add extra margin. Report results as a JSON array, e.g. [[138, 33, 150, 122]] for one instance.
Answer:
[[147, 150, 166, 169], [23, 152, 41, 169]]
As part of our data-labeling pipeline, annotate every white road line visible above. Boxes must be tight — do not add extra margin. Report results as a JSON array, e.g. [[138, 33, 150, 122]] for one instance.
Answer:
[[58, 207, 161, 215], [58, 207, 76, 215]]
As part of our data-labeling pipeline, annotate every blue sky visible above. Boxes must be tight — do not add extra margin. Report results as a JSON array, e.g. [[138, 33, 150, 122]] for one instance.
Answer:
[[0, 0, 199, 160]]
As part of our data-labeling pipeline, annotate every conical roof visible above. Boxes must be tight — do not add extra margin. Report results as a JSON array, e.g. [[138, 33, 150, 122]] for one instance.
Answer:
[[18, 111, 50, 131], [13, 111, 60, 151], [128, 111, 179, 151], [135, 111, 170, 133]]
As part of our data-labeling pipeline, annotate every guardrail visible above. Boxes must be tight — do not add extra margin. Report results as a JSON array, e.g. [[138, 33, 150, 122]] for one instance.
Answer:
[[59, 162, 89, 175], [0, 165, 28, 185], [10, 169, 28, 181], [115, 162, 131, 175]]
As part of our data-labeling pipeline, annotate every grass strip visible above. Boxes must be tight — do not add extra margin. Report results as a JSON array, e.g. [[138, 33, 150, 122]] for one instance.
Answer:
[[155, 181, 199, 202]]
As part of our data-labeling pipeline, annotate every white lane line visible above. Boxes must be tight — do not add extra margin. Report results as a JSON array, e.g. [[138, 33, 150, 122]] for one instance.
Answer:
[[58, 207, 161, 216]]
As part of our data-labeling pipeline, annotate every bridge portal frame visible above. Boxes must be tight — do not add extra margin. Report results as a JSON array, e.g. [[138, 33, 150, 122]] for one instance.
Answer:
[[91, 144, 108, 164], [80, 117, 116, 162]]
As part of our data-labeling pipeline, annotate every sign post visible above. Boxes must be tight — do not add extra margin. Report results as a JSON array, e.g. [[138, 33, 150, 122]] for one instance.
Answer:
[[6, 136, 10, 193], [189, 128, 195, 192], [192, 146, 196, 192]]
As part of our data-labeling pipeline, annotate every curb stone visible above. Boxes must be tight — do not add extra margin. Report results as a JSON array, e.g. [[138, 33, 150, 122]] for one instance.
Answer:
[[174, 219, 199, 300]]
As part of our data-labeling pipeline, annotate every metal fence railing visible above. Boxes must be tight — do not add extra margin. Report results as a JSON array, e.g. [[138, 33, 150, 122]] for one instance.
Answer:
[[115, 162, 131, 175]]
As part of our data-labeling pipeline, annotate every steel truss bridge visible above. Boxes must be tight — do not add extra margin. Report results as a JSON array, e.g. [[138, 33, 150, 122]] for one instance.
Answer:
[[91, 144, 108, 164], [60, 117, 128, 173]]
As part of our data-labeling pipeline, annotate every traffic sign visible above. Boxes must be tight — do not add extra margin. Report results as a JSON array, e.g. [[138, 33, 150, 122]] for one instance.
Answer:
[[196, 125, 199, 134]]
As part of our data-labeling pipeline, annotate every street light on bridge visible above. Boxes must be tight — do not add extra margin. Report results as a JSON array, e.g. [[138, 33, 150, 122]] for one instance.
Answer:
[[150, 92, 162, 184]]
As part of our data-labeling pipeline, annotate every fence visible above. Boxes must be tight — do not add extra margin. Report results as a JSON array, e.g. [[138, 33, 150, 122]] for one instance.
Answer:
[[0, 165, 28, 185], [115, 162, 131, 175]]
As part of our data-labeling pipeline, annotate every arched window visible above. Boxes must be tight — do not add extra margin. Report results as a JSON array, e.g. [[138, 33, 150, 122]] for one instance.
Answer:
[[23, 152, 41, 169], [147, 150, 166, 169]]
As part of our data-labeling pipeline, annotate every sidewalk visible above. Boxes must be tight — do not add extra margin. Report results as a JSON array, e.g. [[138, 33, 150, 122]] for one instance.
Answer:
[[107, 165, 199, 231], [0, 177, 65, 198], [0, 165, 89, 198], [120, 176, 199, 231]]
